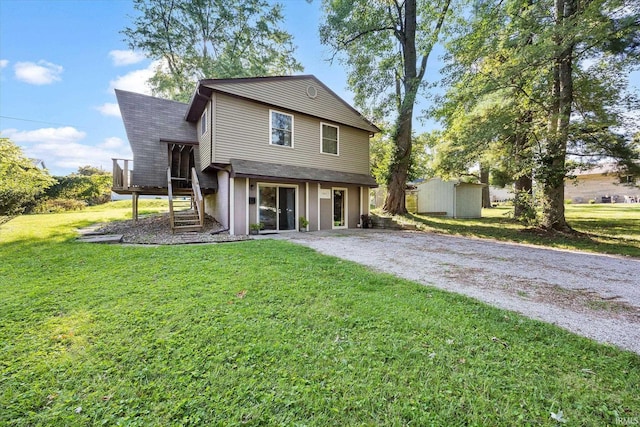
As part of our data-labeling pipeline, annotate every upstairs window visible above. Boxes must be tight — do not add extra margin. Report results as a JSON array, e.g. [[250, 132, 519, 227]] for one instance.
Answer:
[[200, 110, 207, 136], [321, 123, 339, 155], [270, 110, 293, 147]]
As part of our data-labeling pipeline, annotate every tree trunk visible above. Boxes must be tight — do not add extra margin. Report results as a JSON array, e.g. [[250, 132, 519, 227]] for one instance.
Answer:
[[383, 0, 418, 215], [540, 0, 575, 232], [480, 165, 491, 208]]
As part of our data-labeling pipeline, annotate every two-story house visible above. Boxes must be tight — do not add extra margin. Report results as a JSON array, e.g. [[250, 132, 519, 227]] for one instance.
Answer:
[[112, 75, 379, 235]]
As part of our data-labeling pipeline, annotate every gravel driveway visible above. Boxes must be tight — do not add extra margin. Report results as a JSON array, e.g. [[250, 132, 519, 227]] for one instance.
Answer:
[[271, 229, 640, 354]]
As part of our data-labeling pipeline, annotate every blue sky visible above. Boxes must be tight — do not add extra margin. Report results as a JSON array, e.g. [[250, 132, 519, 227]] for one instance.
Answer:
[[1, 1, 637, 176]]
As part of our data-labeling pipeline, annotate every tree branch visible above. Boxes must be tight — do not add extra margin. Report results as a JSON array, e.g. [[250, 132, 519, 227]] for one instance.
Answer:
[[339, 26, 397, 48]]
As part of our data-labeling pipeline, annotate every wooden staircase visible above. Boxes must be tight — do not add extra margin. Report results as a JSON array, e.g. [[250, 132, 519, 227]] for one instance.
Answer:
[[168, 167, 205, 233]]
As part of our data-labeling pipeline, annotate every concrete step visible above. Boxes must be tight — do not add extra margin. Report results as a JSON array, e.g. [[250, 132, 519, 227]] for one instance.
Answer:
[[77, 234, 123, 244]]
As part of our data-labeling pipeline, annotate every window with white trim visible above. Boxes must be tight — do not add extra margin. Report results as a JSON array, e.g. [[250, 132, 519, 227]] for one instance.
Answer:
[[270, 110, 293, 147], [200, 110, 207, 136], [321, 123, 339, 155]]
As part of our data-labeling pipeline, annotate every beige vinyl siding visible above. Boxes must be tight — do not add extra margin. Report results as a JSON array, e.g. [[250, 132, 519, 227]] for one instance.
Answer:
[[197, 99, 212, 171], [348, 186, 360, 227], [214, 94, 370, 175], [205, 76, 377, 133], [233, 177, 248, 235]]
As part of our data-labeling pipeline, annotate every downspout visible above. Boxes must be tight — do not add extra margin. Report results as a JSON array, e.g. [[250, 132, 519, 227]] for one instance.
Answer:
[[228, 171, 235, 235]]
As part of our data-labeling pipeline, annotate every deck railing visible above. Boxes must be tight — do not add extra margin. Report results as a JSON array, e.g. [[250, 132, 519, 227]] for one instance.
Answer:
[[191, 167, 205, 228], [112, 158, 133, 189], [167, 167, 175, 230]]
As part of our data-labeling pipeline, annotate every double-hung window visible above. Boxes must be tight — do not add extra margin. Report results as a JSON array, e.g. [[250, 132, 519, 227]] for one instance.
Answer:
[[270, 110, 293, 147], [321, 123, 339, 155]]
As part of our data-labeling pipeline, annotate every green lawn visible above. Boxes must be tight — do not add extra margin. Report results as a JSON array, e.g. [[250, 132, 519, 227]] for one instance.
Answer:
[[1, 203, 639, 426], [407, 204, 640, 258]]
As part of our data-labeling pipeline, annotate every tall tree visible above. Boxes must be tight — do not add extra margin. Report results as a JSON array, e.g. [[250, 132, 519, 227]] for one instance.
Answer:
[[436, 0, 639, 229], [123, 0, 302, 101], [320, 0, 453, 214], [0, 137, 55, 217]]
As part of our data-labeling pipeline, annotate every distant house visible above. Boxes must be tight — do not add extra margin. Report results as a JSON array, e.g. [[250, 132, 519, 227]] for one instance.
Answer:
[[112, 75, 380, 234], [565, 164, 639, 203], [409, 178, 484, 218]]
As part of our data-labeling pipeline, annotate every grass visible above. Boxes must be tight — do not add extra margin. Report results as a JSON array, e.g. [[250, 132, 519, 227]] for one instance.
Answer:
[[1, 202, 639, 426], [406, 204, 640, 258]]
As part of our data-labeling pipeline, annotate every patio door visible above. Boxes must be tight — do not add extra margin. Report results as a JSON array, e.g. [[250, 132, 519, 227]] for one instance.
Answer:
[[258, 184, 297, 232]]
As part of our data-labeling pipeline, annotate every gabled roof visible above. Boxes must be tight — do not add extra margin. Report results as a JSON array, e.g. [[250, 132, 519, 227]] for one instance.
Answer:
[[185, 75, 380, 134]]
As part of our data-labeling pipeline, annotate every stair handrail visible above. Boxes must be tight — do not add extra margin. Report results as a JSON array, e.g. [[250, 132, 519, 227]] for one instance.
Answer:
[[167, 167, 175, 231], [191, 167, 204, 227]]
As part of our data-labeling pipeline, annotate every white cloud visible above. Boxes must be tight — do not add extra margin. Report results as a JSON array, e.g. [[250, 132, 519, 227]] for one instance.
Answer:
[[14, 60, 63, 85], [109, 61, 159, 95], [109, 50, 146, 66], [0, 59, 8, 69], [95, 102, 121, 117], [3, 126, 86, 144], [2, 127, 132, 175], [99, 137, 126, 149]]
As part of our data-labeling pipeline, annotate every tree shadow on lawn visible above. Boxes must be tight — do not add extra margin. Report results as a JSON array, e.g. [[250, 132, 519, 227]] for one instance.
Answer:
[[407, 213, 640, 258]]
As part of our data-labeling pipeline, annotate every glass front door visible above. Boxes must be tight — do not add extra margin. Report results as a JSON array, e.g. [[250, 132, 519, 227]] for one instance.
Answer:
[[258, 185, 297, 232]]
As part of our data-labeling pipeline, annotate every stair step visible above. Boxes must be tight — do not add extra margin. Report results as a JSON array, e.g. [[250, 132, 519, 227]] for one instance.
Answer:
[[370, 215, 417, 230], [173, 225, 204, 233]]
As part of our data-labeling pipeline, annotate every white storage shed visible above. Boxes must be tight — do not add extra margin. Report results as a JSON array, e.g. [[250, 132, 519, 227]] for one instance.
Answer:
[[414, 178, 483, 218]]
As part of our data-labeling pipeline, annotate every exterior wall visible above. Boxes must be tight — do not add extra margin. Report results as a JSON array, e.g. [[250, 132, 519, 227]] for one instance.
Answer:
[[455, 184, 483, 218], [565, 175, 640, 203], [319, 184, 333, 230], [206, 76, 378, 133], [417, 178, 455, 215], [233, 177, 248, 235], [317, 183, 362, 230], [308, 183, 319, 231], [204, 170, 229, 229], [213, 93, 370, 175], [348, 186, 360, 227]]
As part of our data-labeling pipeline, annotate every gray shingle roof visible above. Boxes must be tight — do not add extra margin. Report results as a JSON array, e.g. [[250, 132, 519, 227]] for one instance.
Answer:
[[229, 158, 378, 187], [115, 89, 216, 189]]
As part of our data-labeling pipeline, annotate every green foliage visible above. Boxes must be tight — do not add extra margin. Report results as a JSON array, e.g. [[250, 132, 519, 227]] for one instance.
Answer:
[[123, 0, 302, 101], [0, 137, 55, 216], [1, 206, 639, 425], [43, 166, 112, 208], [370, 127, 434, 185], [34, 198, 86, 213], [512, 191, 538, 226], [434, 0, 640, 230]]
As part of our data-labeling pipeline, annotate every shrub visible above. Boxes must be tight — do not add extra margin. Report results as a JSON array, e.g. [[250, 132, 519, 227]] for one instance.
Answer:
[[589, 199, 596, 204], [35, 198, 86, 213]]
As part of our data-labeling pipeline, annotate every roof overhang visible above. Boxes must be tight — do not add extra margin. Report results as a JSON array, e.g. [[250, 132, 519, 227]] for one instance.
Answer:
[[229, 159, 378, 187]]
